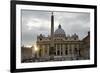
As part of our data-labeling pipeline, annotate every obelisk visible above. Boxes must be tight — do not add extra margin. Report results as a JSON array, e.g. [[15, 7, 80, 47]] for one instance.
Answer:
[[50, 12, 54, 60], [51, 12, 54, 47]]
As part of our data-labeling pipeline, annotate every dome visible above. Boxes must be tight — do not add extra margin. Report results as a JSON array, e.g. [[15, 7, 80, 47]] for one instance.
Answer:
[[54, 24, 66, 37]]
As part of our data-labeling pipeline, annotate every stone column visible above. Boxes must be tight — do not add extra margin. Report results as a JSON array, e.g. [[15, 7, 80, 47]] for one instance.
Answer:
[[60, 44, 61, 56], [47, 44, 49, 56], [39, 45, 41, 58], [68, 44, 70, 55], [45, 45, 47, 56], [69, 44, 73, 59], [62, 44, 65, 56], [56, 44, 57, 56], [43, 45, 45, 57], [71, 44, 74, 58], [41, 45, 43, 57], [77, 44, 80, 57], [36, 45, 39, 58]]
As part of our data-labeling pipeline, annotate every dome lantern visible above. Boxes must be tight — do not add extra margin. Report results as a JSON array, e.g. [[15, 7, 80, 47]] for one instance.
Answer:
[[58, 24, 61, 29]]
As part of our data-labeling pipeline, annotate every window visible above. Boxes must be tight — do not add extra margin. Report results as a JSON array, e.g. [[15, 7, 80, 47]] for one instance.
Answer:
[[40, 38, 42, 40]]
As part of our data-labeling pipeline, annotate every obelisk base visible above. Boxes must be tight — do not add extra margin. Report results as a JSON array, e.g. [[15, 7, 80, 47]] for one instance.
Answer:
[[50, 47, 54, 61]]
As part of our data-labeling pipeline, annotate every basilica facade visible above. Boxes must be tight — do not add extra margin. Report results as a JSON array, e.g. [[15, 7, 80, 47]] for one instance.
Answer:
[[36, 25, 80, 59], [34, 13, 90, 60]]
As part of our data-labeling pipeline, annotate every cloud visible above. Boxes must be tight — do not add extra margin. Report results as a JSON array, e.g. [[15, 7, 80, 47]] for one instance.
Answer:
[[21, 10, 90, 46]]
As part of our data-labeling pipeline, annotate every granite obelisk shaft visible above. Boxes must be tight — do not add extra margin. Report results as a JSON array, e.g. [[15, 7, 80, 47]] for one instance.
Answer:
[[51, 12, 54, 48]]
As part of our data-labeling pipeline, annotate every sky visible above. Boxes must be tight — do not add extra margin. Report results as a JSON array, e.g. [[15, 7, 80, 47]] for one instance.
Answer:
[[21, 10, 90, 46]]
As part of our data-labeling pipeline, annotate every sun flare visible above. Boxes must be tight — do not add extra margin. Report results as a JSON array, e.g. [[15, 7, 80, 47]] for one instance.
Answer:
[[34, 45, 38, 52]]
